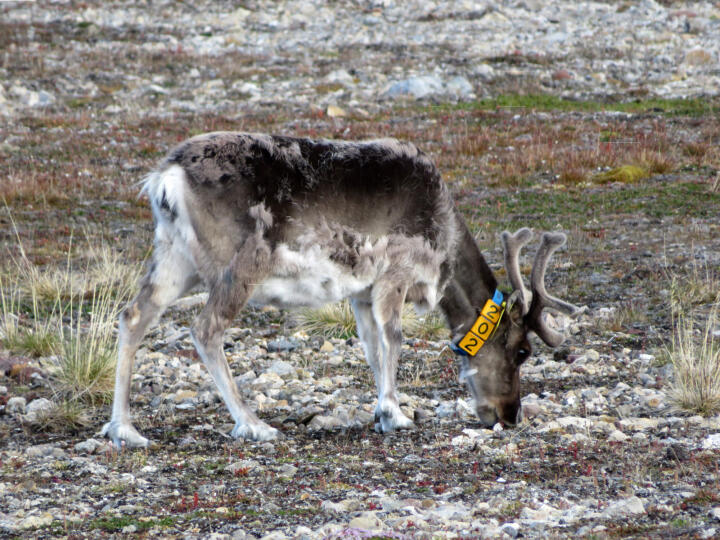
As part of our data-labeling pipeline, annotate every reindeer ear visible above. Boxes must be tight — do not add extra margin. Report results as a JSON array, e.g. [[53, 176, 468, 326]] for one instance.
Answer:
[[506, 289, 526, 322]]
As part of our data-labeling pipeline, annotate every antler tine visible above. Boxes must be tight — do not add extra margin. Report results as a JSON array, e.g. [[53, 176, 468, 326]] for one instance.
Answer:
[[501, 228, 533, 315], [527, 232, 581, 347]]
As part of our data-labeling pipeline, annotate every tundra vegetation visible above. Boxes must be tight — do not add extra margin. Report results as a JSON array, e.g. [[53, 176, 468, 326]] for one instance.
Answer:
[[1, 94, 719, 537]]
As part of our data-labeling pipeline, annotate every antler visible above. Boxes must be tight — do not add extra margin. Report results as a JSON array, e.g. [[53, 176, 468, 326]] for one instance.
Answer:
[[501, 228, 533, 315], [526, 232, 581, 347]]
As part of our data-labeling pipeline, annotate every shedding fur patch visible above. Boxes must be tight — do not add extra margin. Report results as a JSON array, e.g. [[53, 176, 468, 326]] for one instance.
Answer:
[[249, 203, 273, 230]]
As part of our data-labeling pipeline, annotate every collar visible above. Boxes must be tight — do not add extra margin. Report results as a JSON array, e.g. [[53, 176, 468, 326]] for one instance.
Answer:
[[450, 289, 506, 357]]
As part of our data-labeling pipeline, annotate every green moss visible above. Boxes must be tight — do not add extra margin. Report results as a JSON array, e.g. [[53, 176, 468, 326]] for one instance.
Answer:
[[593, 165, 649, 184], [91, 515, 176, 532], [460, 179, 720, 232], [424, 94, 719, 117]]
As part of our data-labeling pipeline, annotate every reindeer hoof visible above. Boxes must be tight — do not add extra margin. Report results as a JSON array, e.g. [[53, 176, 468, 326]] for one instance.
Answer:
[[374, 404, 415, 433], [231, 421, 280, 442], [101, 421, 150, 449]]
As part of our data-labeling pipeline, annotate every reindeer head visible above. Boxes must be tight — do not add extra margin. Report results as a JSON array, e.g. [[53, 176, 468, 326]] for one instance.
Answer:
[[458, 228, 580, 428]]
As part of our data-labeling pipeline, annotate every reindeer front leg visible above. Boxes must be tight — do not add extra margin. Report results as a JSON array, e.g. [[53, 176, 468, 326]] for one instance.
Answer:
[[369, 280, 414, 433]]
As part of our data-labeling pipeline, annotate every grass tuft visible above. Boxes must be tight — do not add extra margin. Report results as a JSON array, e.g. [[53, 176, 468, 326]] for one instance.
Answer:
[[668, 255, 720, 313], [295, 301, 357, 340], [30, 398, 93, 432], [666, 303, 720, 416], [294, 300, 449, 341], [1, 211, 140, 405], [403, 309, 449, 341], [55, 249, 140, 405]]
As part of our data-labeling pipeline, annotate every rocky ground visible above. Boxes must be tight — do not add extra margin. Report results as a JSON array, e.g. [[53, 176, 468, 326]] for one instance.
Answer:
[[1, 1, 720, 539], [2, 0, 720, 116]]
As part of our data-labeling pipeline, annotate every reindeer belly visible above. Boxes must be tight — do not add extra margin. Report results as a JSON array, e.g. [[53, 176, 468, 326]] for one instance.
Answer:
[[249, 243, 381, 308]]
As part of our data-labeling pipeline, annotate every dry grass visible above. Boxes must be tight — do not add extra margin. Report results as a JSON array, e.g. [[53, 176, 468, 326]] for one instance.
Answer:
[[53, 246, 140, 404], [294, 300, 449, 341], [295, 301, 358, 340], [668, 253, 720, 314], [599, 301, 648, 334], [1, 212, 141, 404], [29, 398, 93, 433], [0, 267, 60, 358], [666, 303, 720, 416]]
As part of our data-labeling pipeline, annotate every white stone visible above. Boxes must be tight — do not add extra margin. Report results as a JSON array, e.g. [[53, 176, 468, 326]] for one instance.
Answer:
[[24, 397, 54, 421], [445, 76, 474, 97], [293, 525, 314, 538], [6, 396, 26, 414], [348, 512, 384, 531], [278, 464, 297, 478], [602, 496, 645, 518], [227, 460, 260, 474], [702, 433, 720, 450], [259, 532, 289, 540], [74, 438, 104, 454], [607, 430, 629, 443], [384, 75, 444, 99], [500, 522, 520, 538], [19, 512, 54, 530], [266, 360, 297, 379]]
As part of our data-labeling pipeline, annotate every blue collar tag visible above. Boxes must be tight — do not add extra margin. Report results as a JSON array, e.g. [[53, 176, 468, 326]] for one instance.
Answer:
[[449, 342, 469, 356]]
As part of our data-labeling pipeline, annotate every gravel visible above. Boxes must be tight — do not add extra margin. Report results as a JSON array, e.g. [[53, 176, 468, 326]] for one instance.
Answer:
[[2, 317, 720, 537], [2, 0, 719, 118]]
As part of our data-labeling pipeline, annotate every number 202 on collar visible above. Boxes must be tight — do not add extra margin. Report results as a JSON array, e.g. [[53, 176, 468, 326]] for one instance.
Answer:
[[457, 300, 503, 355]]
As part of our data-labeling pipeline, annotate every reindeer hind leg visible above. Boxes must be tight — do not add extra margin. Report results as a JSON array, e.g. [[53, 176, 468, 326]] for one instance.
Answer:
[[102, 240, 198, 448], [190, 236, 278, 442]]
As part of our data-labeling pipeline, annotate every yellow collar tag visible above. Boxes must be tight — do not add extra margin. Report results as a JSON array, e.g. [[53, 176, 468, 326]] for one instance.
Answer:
[[456, 290, 506, 356]]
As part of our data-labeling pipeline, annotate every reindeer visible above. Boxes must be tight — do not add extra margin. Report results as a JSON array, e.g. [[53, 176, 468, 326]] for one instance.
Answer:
[[102, 132, 580, 448]]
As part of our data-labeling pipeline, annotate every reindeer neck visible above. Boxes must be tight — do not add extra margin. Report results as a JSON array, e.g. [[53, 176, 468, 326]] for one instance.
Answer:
[[439, 214, 499, 337]]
